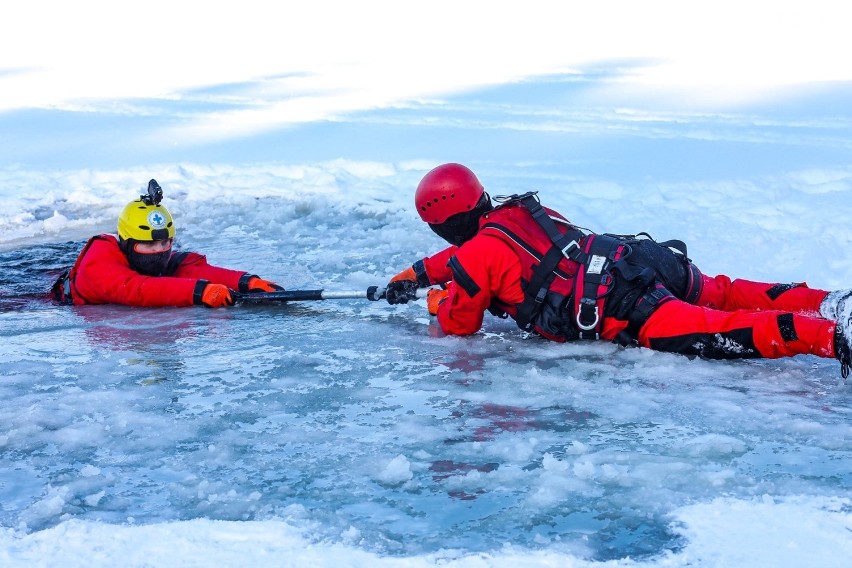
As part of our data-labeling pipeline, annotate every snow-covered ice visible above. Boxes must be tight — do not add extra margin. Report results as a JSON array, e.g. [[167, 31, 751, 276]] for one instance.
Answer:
[[2, 3, 852, 566]]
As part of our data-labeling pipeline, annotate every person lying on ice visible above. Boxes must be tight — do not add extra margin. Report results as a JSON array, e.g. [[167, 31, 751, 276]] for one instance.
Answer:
[[384, 163, 852, 377], [52, 179, 283, 308]]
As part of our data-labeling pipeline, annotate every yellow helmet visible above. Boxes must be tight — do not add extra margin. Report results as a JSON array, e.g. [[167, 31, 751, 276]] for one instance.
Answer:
[[117, 179, 176, 241]]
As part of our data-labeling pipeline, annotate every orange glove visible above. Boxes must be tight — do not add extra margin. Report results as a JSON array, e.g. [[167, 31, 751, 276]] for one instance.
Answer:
[[247, 276, 284, 292], [427, 288, 448, 316], [389, 266, 417, 283], [201, 283, 234, 308]]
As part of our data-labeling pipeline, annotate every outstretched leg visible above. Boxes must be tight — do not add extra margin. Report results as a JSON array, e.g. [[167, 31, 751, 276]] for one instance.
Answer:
[[638, 298, 836, 360], [696, 275, 829, 314]]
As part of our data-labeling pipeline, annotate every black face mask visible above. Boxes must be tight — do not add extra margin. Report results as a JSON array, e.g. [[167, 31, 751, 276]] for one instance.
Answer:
[[428, 194, 493, 246], [127, 249, 171, 276], [122, 239, 173, 276]]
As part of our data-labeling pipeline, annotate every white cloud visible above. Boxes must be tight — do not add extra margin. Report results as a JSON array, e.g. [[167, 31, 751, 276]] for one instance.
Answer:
[[3, 1, 850, 141]]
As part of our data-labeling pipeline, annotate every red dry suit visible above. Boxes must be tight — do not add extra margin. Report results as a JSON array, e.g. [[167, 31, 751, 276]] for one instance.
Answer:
[[412, 199, 837, 360], [53, 234, 251, 307]]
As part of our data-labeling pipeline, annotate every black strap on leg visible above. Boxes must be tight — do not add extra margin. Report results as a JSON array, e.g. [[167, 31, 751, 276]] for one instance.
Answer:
[[615, 284, 675, 346]]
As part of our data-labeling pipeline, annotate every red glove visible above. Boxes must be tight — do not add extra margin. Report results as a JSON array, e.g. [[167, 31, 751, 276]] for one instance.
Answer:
[[247, 277, 284, 292], [427, 288, 448, 316], [201, 283, 234, 308], [390, 266, 416, 283]]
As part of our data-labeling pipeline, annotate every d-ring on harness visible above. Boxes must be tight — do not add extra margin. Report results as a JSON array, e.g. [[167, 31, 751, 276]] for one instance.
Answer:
[[493, 192, 627, 340]]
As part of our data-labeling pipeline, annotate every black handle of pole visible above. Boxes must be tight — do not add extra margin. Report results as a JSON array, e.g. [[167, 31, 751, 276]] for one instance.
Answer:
[[232, 286, 426, 304], [232, 287, 393, 304], [232, 289, 326, 303], [366, 285, 386, 301]]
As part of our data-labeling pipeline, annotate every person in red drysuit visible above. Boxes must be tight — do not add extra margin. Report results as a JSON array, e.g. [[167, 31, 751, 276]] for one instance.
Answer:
[[52, 179, 282, 308], [385, 163, 852, 376]]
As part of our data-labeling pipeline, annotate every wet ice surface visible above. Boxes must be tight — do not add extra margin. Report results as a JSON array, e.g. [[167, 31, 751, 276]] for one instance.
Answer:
[[4, 7, 852, 557], [1, 159, 852, 565], [1, 244, 850, 563]]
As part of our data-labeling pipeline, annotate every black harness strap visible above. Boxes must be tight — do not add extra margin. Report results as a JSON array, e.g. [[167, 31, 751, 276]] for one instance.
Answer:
[[490, 192, 587, 333], [573, 234, 626, 339], [480, 223, 573, 280], [490, 193, 680, 342], [520, 194, 585, 261], [515, 245, 564, 331], [448, 256, 482, 298]]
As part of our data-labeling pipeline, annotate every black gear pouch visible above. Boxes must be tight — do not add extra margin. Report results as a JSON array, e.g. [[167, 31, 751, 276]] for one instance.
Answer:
[[605, 235, 699, 320]]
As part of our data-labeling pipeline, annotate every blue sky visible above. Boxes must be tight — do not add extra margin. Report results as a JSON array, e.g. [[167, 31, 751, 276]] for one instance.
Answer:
[[3, 2, 851, 176]]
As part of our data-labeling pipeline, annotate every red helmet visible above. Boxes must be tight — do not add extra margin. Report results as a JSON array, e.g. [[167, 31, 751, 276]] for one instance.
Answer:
[[414, 163, 484, 224]]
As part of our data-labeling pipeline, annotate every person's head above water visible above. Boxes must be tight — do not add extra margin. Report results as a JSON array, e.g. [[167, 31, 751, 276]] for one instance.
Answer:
[[117, 179, 175, 276]]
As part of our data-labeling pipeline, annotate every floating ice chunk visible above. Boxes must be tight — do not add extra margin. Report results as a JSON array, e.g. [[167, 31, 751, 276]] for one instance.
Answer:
[[572, 460, 596, 480], [24, 486, 70, 525], [704, 469, 736, 487], [528, 453, 602, 507], [541, 453, 569, 473], [377, 454, 412, 485], [84, 491, 105, 507], [42, 211, 69, 233], [599, 463, 630, 486], [341, 525, 361, 544], [80, 465, 101, 477], [682, 434, 748, 458], [672, 496, 852, 566]]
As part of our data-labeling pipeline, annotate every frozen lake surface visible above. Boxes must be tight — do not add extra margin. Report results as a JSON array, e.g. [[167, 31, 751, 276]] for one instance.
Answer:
[[2, 158, 851, 566], [3, 6, 852, 555]]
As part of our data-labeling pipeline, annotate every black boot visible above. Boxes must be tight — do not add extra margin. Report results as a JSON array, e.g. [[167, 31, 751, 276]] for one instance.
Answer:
[[835, 324, 852, 379]]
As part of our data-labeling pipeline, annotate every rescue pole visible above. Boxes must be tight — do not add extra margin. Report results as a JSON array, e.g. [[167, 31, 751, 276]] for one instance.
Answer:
[[232, 286, 429, 304]]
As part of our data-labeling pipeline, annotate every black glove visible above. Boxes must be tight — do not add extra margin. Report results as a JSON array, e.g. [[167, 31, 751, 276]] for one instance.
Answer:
[[385, 280, 419, 304]]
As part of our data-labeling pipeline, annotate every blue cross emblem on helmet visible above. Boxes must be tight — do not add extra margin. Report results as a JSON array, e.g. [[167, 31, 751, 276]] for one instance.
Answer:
[[148, 210, 167, 229]]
